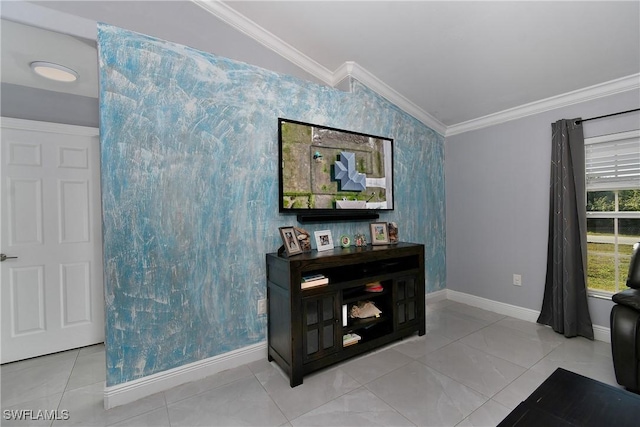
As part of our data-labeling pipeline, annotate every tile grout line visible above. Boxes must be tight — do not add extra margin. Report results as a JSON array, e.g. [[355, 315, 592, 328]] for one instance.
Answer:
[[250, 367, 291, 423], [54, 349, 81, 427]]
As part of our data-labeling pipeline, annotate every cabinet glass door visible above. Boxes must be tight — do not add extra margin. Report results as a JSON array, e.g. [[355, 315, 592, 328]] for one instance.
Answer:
[[302, 293, 339, 362], [395, 276, 417, 328]]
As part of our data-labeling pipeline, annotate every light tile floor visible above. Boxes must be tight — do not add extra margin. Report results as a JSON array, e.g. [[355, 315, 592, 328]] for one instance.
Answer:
[[1, 299, 622, 427]]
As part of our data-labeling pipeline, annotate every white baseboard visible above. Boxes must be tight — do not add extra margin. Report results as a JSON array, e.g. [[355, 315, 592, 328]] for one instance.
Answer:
[[592, 324, 611, 343], [104, 341, 267, 409], [446, 289, 540, 323], [425, 288, 448, 303], [444, 289, 610, 343]]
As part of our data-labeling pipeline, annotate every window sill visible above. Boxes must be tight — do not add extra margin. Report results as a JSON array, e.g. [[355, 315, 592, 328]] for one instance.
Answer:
[[587, 290, 613, 301]]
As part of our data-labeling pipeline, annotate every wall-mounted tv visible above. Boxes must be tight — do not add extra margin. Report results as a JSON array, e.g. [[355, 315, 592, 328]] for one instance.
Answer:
[[278, 118, 394, 221]]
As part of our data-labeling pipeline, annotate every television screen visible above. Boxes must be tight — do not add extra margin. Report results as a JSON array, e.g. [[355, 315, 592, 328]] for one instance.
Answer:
[[278, 118, 394, 213]]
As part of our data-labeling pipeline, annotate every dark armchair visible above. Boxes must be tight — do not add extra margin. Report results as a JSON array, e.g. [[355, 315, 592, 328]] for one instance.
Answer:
[[611, 242, 640, 393]]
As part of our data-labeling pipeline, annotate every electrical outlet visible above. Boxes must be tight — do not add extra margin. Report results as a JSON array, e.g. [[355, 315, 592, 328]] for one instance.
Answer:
[[513, 274, 522, 286], [257, 298, 267, 315]]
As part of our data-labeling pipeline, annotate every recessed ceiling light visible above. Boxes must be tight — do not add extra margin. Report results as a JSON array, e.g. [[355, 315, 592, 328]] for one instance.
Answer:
[[30, 61, 78, 82]]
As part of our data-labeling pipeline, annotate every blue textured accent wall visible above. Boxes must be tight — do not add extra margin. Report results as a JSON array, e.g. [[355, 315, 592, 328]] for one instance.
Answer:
[[97, 24, 445, 386]]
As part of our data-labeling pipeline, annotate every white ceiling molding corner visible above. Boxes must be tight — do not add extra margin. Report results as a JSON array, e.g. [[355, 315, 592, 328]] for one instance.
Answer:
[[331, 61, 355, 88], [446, 73, 640, 137], [193, 1, 447, 136], [192, 0, 334, 83], [343, 62, 447, 136], [331, 63, 352, 93]]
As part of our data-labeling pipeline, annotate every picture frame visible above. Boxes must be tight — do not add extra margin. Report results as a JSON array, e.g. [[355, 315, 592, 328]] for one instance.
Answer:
[[314, 230, 334, 252], [279, 226, 302, 256], [370, 222, 389, 245]]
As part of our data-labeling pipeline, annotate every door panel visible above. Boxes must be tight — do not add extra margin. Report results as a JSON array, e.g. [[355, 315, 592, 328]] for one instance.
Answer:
[[59, 180, 90, 243], [8, 178, 43, 245], [60, 262, 92, 326], [9, 142, 41, 166], [10, 265, 45, 335], [1, 119, 104, 363]]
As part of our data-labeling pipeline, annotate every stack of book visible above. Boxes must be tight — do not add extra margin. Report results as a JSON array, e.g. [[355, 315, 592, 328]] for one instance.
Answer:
[[343, 333, 361, 347], [301, 273, 329, 289]]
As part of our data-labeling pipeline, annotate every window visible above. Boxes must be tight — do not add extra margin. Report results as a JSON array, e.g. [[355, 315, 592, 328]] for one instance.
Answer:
[[585, 130, 640, 294]]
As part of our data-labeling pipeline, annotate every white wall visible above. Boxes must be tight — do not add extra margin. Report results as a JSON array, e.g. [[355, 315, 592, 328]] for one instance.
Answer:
[[445, 90, 640, 329], [1, 83, 99, 128]]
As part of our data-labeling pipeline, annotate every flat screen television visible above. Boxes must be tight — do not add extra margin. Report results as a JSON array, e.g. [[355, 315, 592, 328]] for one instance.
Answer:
[[278, 118, 394, 220]]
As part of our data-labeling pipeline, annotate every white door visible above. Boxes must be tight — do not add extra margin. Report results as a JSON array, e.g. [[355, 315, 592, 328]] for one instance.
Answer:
[[1, 118, 104, 364]]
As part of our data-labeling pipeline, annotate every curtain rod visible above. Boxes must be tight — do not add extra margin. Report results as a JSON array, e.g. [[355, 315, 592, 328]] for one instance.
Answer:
[[576, 108, 640, 125]]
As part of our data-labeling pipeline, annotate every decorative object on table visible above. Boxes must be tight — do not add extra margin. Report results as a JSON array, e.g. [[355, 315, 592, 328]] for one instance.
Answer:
[[279, 226, 302, 256], [388, 222, 399, 244], [339, 234, 351, 248], [349, 301, 382, 319], [314, 230, 334, 252], [370, 222, 389, 245], [365, 281, 384, 292], [294, 227, 312, 252], [354, 233, 367, 247]]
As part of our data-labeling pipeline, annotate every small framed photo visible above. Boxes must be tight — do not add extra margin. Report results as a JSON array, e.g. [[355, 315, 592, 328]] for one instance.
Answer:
[[314, 230, 334, 252], [370, 222, 389, 245], [279, 226, 302, 256]]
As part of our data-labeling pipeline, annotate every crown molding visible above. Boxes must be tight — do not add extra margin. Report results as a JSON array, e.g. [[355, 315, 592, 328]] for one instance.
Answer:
[[339, 62, 448, 136], [192, 0, 447, 136], [446, 73, 640, 137], [196, 2, 637, 138], [192, 0, 334, 83]]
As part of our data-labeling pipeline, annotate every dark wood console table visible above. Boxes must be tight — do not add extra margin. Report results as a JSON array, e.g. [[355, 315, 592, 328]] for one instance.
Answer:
[[498, 368, 640, 426], [266, 242, 425, 387]]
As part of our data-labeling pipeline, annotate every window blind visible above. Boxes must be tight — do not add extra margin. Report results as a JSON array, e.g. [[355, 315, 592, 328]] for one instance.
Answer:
[[585, 130, 640, 191]]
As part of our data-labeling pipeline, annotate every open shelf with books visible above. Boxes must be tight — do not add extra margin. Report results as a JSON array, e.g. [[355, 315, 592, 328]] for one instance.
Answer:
[[266, 242, 425, 387], [300, 273, 329, 289]]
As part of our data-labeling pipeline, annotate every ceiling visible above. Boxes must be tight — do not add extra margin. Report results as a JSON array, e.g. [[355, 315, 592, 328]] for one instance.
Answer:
[[2, 1, 639, 135], [1, 19, 98, 98]]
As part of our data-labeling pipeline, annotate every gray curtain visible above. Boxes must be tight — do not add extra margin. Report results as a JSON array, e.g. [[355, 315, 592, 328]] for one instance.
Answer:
[[537, 118, 594, 339]]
